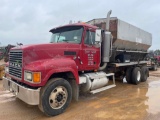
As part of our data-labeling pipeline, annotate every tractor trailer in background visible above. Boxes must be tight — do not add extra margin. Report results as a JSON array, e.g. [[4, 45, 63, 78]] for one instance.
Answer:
[[3, 10, 152, 116]]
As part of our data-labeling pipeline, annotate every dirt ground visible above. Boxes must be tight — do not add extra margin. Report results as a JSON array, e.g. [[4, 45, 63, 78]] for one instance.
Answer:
[[0, 60, 160, 120]]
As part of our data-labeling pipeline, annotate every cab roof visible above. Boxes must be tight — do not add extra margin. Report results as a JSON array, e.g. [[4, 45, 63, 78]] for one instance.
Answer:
[[50, 23, 97, 32]]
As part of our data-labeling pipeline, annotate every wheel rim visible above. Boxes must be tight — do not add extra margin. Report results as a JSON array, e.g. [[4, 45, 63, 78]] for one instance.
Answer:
[[137, 71, 141, 81], [49, 86, 68, 109]]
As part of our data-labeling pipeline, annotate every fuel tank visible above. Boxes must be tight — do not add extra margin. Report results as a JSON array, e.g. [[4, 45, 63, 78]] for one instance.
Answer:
[[80, 72, 109, 92]]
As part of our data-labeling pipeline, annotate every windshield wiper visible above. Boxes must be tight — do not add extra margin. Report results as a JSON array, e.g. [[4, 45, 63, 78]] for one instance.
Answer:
[[60, 40, 71, 43]]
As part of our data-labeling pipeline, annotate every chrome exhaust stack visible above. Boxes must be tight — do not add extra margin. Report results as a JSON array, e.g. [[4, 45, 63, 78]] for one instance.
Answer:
[[99, 10, 112, 70]]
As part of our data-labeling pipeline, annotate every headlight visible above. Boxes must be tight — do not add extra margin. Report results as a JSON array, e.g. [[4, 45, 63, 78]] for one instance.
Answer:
[[24, 71, 41, 83], [24, 71, 32, 81], [5, 66, 9, 73]]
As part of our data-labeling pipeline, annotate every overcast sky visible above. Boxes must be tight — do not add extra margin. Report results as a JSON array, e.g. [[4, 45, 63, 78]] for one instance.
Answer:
[[0, 0, 159, 50]]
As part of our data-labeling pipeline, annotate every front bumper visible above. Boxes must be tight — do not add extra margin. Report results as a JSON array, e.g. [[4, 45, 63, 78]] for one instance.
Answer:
[[3, 77, 40, 105]]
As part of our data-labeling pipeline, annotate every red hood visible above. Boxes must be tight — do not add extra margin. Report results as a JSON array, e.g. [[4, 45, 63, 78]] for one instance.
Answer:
[[12, 43, 80, 65]]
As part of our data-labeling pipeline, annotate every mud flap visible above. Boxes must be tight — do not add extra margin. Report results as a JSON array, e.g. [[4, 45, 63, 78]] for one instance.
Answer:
[[70, 80, 79, 101]]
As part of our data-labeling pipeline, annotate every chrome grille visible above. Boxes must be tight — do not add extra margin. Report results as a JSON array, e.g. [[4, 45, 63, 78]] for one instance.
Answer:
[[9, 50, 23, 79]]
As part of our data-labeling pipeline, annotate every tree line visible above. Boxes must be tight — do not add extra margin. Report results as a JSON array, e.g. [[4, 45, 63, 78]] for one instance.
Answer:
[[148, 49, 160, 57]]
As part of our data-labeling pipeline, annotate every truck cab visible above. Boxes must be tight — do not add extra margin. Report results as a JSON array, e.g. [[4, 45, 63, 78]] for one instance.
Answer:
[[49, 24, 100, 71]]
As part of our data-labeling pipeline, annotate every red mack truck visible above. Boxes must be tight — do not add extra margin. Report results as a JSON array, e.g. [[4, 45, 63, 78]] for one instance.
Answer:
[[3, 11, 152, 116]]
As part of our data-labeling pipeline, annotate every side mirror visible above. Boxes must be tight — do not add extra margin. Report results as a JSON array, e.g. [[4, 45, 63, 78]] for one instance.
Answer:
[[95, 29, 101, 42]]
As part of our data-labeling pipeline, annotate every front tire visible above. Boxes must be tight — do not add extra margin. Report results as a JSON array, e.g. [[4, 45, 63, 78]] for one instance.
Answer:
[[132, 67, 141, 85], [39, 78, 72, 116]]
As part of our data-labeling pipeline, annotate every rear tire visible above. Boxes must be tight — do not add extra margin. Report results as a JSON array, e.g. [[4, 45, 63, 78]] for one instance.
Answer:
[[141, 66, 149, 82], [132, 67, 141, 85], [126, 67, 133, 84], [39, 78, 72, 116]]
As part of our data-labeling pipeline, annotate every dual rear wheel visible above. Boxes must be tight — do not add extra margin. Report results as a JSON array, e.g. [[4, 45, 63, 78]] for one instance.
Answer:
[[126, 66, 149, 85]]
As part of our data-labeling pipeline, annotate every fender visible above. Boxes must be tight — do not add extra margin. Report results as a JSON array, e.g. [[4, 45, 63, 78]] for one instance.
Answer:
[[24, 58, 79, 86]]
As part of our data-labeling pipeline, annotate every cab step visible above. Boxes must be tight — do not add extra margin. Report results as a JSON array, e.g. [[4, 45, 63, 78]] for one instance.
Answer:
[[90, 84, 116, 94]]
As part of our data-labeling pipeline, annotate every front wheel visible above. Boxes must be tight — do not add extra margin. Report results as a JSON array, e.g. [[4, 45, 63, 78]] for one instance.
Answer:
[[39, 78, 72, 116]]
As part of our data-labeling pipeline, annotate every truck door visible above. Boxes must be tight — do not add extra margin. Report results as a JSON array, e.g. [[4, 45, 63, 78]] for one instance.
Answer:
[[81, 30, 100, 70]]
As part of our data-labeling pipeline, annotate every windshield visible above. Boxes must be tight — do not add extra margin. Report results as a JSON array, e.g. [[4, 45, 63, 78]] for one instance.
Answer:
[[50, 26, 83, 44]]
